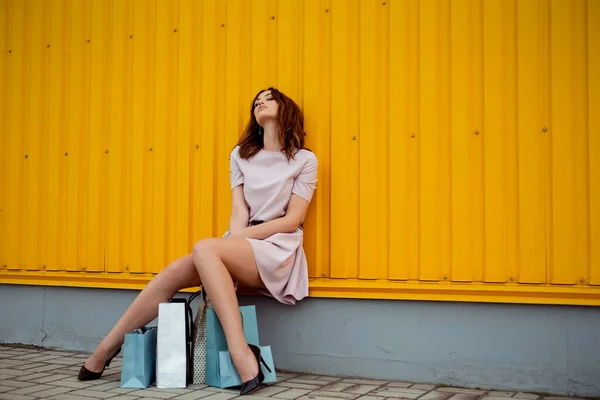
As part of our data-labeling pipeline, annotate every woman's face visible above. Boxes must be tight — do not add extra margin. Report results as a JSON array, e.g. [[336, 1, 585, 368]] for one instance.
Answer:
[[253, 90, 279, 126]]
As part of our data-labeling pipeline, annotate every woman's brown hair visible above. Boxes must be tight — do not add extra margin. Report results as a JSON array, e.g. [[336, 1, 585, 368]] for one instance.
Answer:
[[237, 87, 307, 161]]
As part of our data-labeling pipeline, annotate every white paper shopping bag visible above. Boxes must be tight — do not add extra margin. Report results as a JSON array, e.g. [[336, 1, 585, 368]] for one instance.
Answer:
[[156, 301, 189, 388]]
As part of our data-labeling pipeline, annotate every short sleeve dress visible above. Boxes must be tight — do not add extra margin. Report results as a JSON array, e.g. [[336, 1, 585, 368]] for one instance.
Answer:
[[228, 146, 318, 305]]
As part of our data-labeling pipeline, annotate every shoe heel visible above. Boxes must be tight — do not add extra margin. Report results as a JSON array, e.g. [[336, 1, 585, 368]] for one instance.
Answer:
[[259, 355, 272, 373]]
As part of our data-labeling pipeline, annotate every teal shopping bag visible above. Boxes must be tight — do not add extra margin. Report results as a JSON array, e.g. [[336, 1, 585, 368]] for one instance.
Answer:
[[217, 345, 277, 387], [120, 327, 157, 388], [206, 305, 275, 388]]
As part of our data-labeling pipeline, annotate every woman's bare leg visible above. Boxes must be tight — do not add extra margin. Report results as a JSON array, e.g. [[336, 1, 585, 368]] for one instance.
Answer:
[[192, 237, 265, 384], [83, 254, 200, 372]]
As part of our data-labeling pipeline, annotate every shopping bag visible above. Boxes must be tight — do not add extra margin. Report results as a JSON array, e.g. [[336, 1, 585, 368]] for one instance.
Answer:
[[206, 305, 276, 388], [156, 299, 192, 388], [217, 345, 277, 388], [120, 327, 157, 388], [190, 288, 210, 384]]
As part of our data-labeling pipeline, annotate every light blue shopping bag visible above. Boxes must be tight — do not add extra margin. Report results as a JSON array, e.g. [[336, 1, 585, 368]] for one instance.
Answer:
[[120, 326, 157, 388], [217, 345, 277, 387], [206, 305, 276, 388]]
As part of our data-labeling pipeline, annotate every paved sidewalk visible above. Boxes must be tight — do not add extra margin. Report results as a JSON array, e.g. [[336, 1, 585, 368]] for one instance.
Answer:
[[0, 345, 570, 400]]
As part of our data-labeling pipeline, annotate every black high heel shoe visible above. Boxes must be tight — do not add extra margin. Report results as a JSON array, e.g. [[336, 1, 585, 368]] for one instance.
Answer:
[[77, 347, 121, 381], [240, 344, 273, 396]]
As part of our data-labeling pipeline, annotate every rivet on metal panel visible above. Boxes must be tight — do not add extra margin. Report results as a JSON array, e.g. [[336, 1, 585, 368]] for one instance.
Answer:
[[25, 154, 28, 159], [382, 1, 387, 4], [579, 277, 585, 284], [125, 266, 129, 271], [352, 136, 357, 140], [411, 133, 416, 138], [510, 276, 515, 281], [195, 144, 199, 149], [271, 16, 275, 20], [65, 152, 68, 156], [321, 272, 326, 276], [2, 264, 6, 269], [542, 126, 548, 132], [325, 8, 329, 13], [443, 274, 448, 280], [174, 29, 178, 32], [129, 34, 133, 38], [81, 267, 86, 271], [87, 39, 91, 43], [221, 24, 225, 28], [8, 50, 12, 53], [105, 149, 109, 154], [47, 44, 50, 48], [149, 147, 153, 151], [474, 129, 479, 135], [42, 265, 46, 270]]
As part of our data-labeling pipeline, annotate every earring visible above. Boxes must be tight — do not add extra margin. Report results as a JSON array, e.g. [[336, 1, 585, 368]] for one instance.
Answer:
[[258, 127, 263, 136]]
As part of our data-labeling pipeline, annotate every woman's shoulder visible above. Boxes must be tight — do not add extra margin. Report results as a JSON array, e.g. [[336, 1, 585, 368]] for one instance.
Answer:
[[230, 145, 241, 159], [294, 149, 318, 165]]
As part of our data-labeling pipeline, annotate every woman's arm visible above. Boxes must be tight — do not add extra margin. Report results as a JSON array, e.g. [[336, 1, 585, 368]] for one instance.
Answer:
[[228, 186, 249, 235], [236, 194, 310, 240]]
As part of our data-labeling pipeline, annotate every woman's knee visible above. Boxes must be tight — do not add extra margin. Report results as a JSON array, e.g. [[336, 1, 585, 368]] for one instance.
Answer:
[[192, 238, 219, 267]]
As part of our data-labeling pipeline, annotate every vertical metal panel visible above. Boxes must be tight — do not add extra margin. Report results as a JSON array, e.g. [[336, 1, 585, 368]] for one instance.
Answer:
[[449, 0, 484, 282], [516, 0, 547, 284], [330, 0, 359, 279], [590, 0, 600, 285], [0, 0, 7, 271], [483, 0, 518, 283], [549, 0, 589, 284], [1, 0, 599, 302]]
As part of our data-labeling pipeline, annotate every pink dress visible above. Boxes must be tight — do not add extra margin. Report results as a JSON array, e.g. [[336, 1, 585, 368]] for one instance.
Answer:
[[228, 146, 318, 305]]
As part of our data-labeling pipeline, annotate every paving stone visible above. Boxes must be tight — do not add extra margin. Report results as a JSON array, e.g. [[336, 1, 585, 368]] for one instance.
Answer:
[[274, 389, 314, 399], [438, 388, 488, 395], [35, 373, 71, 384], [199, 393, 238, 400], [0, 393, 38, 400], [302, 390, 361, 399], [173, 391, 228, 400], [24, 386, 74, 397], [287, 379, 329, 386], [0, 361, 24, 367], [104, 396, 141, 400], [386, 382, 413, 388], [296, 375, 321, 380], [6, 383, 55, 395], [0, 382, 35, 390], [486, 393, 515, 398], [64, 389, 119, 398], [274, 382, 325, 390], [252, 386, 290, 397], [49, 394, 101, 400], [15, 373, 54, 383], [87, 380, 122, 391], [541, 397, 571, 400], [0, 370, 28, 377], [15, 364, 58, 374], [126, 388, 178, 398], [52, 379, 96, 389], [344, 385, 379, 395], [355, 396, 386, 400], [106, 388, 139, 395], [513, 394, 539, 400], [410, 384, 436, 391], [419, 391, 452, 400], [316, 377, 342, 383], [446, 395, 480, 400], [342, 380, 390, 386], [321, 383, 356, 392], [204, 387, 239, 394], [369, 388, 425, 399], [0, 388, 14, 394]]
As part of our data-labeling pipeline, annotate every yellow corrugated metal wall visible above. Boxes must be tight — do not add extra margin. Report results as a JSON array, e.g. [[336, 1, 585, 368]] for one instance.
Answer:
[[0, 0, 598, 305]]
